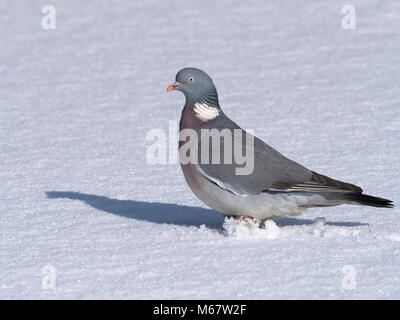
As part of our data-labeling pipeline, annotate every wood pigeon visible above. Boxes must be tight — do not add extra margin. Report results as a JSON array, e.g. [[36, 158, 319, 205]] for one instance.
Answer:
[[167, 67, 393, 222]]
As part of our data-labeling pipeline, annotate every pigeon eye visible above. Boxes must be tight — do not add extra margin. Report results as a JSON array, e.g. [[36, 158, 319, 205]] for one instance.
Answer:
[[189, 77, 195, 82]]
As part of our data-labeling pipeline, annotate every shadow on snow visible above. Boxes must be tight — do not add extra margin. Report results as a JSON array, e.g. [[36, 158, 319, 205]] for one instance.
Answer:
[[45, 191, 368, 228]]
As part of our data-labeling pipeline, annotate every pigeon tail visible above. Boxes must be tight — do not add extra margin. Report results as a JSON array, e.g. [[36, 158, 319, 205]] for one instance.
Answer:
[[343, 193, 393, 208]]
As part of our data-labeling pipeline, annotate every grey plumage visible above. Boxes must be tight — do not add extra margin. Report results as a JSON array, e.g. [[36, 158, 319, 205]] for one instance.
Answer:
[[168, 67, 393, 221]]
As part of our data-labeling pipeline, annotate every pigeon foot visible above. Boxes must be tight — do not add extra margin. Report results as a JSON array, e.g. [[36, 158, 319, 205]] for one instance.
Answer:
[[238, 216, 259, 224]]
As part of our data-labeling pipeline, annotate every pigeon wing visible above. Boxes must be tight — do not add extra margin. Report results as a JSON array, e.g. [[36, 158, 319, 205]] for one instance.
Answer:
[[197, 119, 362, 195]]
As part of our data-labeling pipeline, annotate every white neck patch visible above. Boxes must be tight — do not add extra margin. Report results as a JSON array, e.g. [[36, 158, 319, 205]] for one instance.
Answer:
[[193, 102, 220, 121]]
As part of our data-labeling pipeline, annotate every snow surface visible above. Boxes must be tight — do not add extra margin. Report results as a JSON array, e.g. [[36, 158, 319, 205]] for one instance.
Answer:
[[1, 0, 399, 299]]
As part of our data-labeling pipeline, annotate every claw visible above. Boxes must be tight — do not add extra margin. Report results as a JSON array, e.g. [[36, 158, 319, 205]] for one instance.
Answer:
[[251, 217, 259, 224]]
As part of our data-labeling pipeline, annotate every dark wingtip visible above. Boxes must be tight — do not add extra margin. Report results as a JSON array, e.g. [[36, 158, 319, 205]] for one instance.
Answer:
[[344, 193, 394, 208]]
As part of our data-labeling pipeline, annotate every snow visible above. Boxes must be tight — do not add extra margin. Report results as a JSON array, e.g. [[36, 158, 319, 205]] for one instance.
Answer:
[[223, 218, 283, 239], [1, 0, 399, 299]]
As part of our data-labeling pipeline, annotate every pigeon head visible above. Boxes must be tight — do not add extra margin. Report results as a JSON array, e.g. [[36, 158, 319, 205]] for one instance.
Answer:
[[167, 68, 219, 107]]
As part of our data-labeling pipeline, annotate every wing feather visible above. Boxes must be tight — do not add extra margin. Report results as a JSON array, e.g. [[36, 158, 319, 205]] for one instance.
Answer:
[[197, 117, 362, 195]]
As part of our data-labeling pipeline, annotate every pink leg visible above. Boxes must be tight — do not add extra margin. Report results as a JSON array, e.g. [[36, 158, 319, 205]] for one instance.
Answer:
[[237, 216, 258, 224]]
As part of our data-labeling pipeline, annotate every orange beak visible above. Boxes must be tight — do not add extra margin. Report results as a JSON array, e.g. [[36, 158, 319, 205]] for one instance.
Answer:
[[167, 82, 180, 92]]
